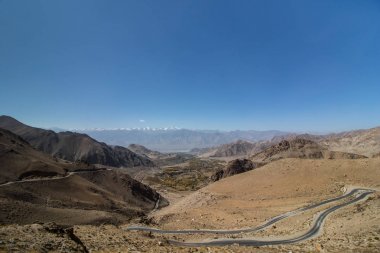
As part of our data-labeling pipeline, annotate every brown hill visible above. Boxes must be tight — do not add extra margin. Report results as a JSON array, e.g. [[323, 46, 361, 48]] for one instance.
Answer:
[[128, 144, 162, 159], [210, 138, 366, 181], [0, 128, 93, 184], [0, 116, 154, 168], [0, 128, 167, 225], [195, 126, 380, 160], [211, 140, 263, 157], [318, 127, 380, 157], [269, 127, 380, 158], [250, 138, 367, 162], [211, 159, 264, 181], [128, 143, 193, 166], [0, 170, 167, 225], [194, 140, 270, 158]]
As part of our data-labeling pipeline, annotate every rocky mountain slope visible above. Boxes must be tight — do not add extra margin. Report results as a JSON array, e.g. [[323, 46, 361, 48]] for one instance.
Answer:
[[250, 138, 367, 162], [0, 116, 154, 168], [128, 143, 194, 166], [0, 128, 92, 184], [197, 140, 271, 158], [194, 126, 380, 160], [268, 128, 380, 158], [0, 128, 167, 225], [211, 159, 264, 181], [318, 127, 380, 157], [209, 138, 367, 182], [128, 144, 163, 159]]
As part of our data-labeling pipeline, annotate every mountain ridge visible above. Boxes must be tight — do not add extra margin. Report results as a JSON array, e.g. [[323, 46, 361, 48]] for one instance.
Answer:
[[0, 127, 167, 225], [250, 138, 367, 162], [0, 115, 155, 168]]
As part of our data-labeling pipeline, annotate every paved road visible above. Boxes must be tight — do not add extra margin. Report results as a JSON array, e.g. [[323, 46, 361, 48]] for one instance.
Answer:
[[126, 188, 373, 235], [0, 168, 111, 187], [152, 195, 161, 212], [168, 189, 374, 246]]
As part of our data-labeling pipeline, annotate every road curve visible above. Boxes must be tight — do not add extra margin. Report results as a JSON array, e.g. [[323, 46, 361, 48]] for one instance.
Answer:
[[125, 188, 373, 235], [152, 195, 161, 212], [168, 189, 373, 246]]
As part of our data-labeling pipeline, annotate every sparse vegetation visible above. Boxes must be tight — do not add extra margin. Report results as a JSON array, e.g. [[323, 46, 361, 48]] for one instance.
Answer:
[[146, 158, 225, 191]]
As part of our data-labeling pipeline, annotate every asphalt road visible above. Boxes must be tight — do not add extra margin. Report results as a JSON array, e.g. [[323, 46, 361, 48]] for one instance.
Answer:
[[126, 188, 373, 235], [169, 189, 374, 246], [126, 188, 374, 247]]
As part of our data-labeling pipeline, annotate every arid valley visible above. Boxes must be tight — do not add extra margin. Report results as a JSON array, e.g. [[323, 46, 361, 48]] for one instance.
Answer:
[[0, 115, 379, 252]]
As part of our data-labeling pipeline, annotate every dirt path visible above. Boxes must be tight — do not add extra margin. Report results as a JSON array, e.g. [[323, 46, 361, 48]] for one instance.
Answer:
[[0, 168, 111, 187]]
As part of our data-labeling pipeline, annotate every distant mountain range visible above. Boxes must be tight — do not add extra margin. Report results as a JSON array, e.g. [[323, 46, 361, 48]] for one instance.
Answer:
[[76, 128, 291, 152], [197, 127, 380, 159]]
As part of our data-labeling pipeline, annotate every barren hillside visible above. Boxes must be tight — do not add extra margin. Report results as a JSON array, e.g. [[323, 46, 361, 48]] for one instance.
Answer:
[[128, 143, 193, 166], [250, 138, 367, 162], [319, 127, 380, 157], [0, 128, 92, 184], [0, 116, 154, 168], [152, 158, 380, 232], [0, 128, 166, 225]]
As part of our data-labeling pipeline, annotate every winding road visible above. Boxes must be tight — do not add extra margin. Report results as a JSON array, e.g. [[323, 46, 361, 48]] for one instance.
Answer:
[[153, 195, 161, 212], [126, 188, 375, 247], [0, 168, 111, 187], [1, 171, 374, 247]]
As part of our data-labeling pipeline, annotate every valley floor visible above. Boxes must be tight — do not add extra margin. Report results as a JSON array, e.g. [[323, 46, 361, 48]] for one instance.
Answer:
[[1, 158, 380, 252]]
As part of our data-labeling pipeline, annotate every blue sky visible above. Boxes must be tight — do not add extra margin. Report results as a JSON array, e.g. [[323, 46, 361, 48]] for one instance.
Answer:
[[1, 0, 379, 132]]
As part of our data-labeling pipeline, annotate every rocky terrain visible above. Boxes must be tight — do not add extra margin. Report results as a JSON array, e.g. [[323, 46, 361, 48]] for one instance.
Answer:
[[128, 143, 194, 166], [269, 128, 380, 158], [0, 127, 166, 226], [250, 138, 367, 163], [0, 128, 92, 184], [207, 138, 367, 182], [195, 126, 380, 162], [318, 127, 380, 157], [211, 158, 264, 181], [0, 116, 154, 168], [199, 140, 271, 158]]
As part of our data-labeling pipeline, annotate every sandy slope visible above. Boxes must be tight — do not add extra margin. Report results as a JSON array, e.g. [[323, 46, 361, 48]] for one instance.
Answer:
[[152, 158, 380, 230], [320, 127, 380, 157]]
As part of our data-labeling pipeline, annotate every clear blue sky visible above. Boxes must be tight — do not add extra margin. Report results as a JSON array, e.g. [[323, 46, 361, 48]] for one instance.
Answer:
[[1, 0, 379, 132]]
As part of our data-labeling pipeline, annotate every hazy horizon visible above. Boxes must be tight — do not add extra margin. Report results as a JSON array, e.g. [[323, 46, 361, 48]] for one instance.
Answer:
[[1, 1, 380, 132]]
